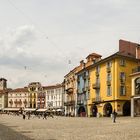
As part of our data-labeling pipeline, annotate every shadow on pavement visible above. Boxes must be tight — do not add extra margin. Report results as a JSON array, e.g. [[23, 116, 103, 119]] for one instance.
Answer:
[[0, 124, 34, 140]]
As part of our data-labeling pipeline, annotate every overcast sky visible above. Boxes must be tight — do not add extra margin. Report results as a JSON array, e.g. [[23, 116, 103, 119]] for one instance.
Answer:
[[0, 0, 140, 88]]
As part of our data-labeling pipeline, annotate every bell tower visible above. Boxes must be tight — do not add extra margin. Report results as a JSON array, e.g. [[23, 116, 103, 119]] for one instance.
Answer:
[[0, 78, 7, 90]]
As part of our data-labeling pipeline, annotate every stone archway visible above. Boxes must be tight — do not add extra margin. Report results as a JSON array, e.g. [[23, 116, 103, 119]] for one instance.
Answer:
[[123, 101, 131, 116], [78, 106, 86, 117], [104, 103, 112, 117], [92, 104, 98, 117]]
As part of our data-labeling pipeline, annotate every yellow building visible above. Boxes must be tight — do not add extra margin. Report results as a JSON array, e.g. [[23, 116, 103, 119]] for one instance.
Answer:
[[64, 67, 78, 116], [28, 82, 42, 108], [87, 40, 140, 117]]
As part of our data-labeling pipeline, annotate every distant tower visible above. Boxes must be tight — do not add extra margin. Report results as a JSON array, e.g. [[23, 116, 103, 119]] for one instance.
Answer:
[[0, 78, 7, 90]]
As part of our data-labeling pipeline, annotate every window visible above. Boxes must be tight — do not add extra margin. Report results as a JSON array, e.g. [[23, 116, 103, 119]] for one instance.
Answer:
[[120, 86, 126, 95], [96, 89, 100, 96], [51, 95, 53, 100], [120, 59, 126, 66], [107, 86, 112, 96], [120, 72, 125, 80], [96, 66, 100, 73], [96, 77, 100, 84], [107, 73, 112, 81], [106, 61, 112, 68]]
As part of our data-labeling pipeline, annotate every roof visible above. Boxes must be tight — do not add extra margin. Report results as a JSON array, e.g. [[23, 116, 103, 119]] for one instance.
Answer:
[[43, 84, 64, 90], [86, 53, 102, 59], [0, 88, 12, 94], [77, 52, 140, 74], [64, 66, 78, 78], [9, 88, 28, 93]]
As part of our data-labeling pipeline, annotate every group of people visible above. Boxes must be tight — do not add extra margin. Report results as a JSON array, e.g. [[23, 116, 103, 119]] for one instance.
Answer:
[[22, 111, 54, 120]]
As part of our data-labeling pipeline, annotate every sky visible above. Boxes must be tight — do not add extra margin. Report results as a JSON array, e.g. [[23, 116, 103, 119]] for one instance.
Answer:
[[0, 0, 140, 88]]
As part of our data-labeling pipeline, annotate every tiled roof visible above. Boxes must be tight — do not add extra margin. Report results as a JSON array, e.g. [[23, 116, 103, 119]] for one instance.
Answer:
[[0, 88, 12, 94], [86, 53, 102, 58], [9, 88, 28, 93], [43, 84, 63, 89]]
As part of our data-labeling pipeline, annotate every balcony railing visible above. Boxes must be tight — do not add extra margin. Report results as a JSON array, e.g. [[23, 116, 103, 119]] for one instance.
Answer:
[[96, 71, 99, 77], [106, 80, 111, 86], [64, 100, 75, 106], [82, 87, 86, 92], [92, 83, 100, 89], [106, 67, 111, 73], [65, 88, 73, 94], [120, 78, 125, 84], [77, 100, 83, 105], [92, 96, 101, 103], [82, 75, 86, 80]]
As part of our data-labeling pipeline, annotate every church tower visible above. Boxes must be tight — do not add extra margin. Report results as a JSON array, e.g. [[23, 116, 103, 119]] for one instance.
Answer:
[[0, 78, 7, 90]]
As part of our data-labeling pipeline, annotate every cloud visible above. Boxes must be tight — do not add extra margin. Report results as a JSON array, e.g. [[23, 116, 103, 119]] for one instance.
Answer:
[[0, 25, 36, 56]]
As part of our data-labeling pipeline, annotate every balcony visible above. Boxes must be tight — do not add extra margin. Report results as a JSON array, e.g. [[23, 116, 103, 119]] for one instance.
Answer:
[[92, 96, 101, 103], [132, 66, 140, 73], [65, 88, 73, 94], [64, 100, 75, 106], [92, 83, 100, 89], [96, 71, 99, 77], [106, 80, 111, 86], [82, 87, 86, 92], [106, 67, 111, 73], [82, 75, 86, 80], [120, 78, 125, 84], [77, 100, 83, 105], [86, 86, 90, 91]]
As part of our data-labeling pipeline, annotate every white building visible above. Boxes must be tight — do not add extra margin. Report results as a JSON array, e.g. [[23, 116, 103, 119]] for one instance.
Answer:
[[43, 84, 64, 111], [8, 88, 30, 108]]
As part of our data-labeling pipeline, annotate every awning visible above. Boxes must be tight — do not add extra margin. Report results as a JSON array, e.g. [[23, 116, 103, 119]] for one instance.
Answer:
[[24, 108, 36, 111], [3, 108, 20, 111], [36, 109, 47, 112], [56, 109, 63, 112]]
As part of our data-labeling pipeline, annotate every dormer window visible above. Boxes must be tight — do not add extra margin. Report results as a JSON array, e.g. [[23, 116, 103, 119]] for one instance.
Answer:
[[120, 59, 126, 66]]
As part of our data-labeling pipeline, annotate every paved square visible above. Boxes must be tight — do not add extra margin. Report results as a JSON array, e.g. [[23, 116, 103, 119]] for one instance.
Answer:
[[0, 115, 140, 140]]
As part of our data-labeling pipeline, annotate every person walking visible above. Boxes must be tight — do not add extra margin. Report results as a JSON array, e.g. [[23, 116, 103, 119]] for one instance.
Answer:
[[112, 109, 117, 123]]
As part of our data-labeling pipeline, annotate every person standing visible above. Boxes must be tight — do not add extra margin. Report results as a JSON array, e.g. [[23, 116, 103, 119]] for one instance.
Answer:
[[112, 109, 117, 123], [23, 112, 26, 120]]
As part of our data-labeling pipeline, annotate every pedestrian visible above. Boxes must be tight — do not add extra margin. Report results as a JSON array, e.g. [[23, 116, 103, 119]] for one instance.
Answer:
[[112, 109, 117, 123], [28, 111, 31, 120], [23, 112, 26, 120]]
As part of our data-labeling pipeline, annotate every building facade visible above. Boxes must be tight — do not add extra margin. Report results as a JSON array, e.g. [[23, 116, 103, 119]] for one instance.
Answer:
[[64, 68, 78, 116], [28, 82, 42, 108], [87, 40, 140, 117], [44, 84, 64, 111], [131, 66, 140, 117], [76, 53, 101, 117], [8, 88, 29, 108]]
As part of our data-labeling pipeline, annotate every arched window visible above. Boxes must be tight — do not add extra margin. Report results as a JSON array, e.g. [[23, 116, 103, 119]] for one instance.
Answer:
[[135, 77, 140, 95]]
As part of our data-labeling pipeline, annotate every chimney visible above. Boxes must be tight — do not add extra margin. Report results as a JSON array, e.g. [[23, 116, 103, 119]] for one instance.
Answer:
[[119, 39, 139, 58], [80, 60, 85, 68]]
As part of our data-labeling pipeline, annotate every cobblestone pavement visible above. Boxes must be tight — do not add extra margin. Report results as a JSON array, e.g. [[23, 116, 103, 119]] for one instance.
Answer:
[[0, 115, 140, 140]]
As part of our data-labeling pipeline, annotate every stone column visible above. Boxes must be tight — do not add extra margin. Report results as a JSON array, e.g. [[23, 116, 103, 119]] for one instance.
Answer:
[[131, 98, 134, 117]]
